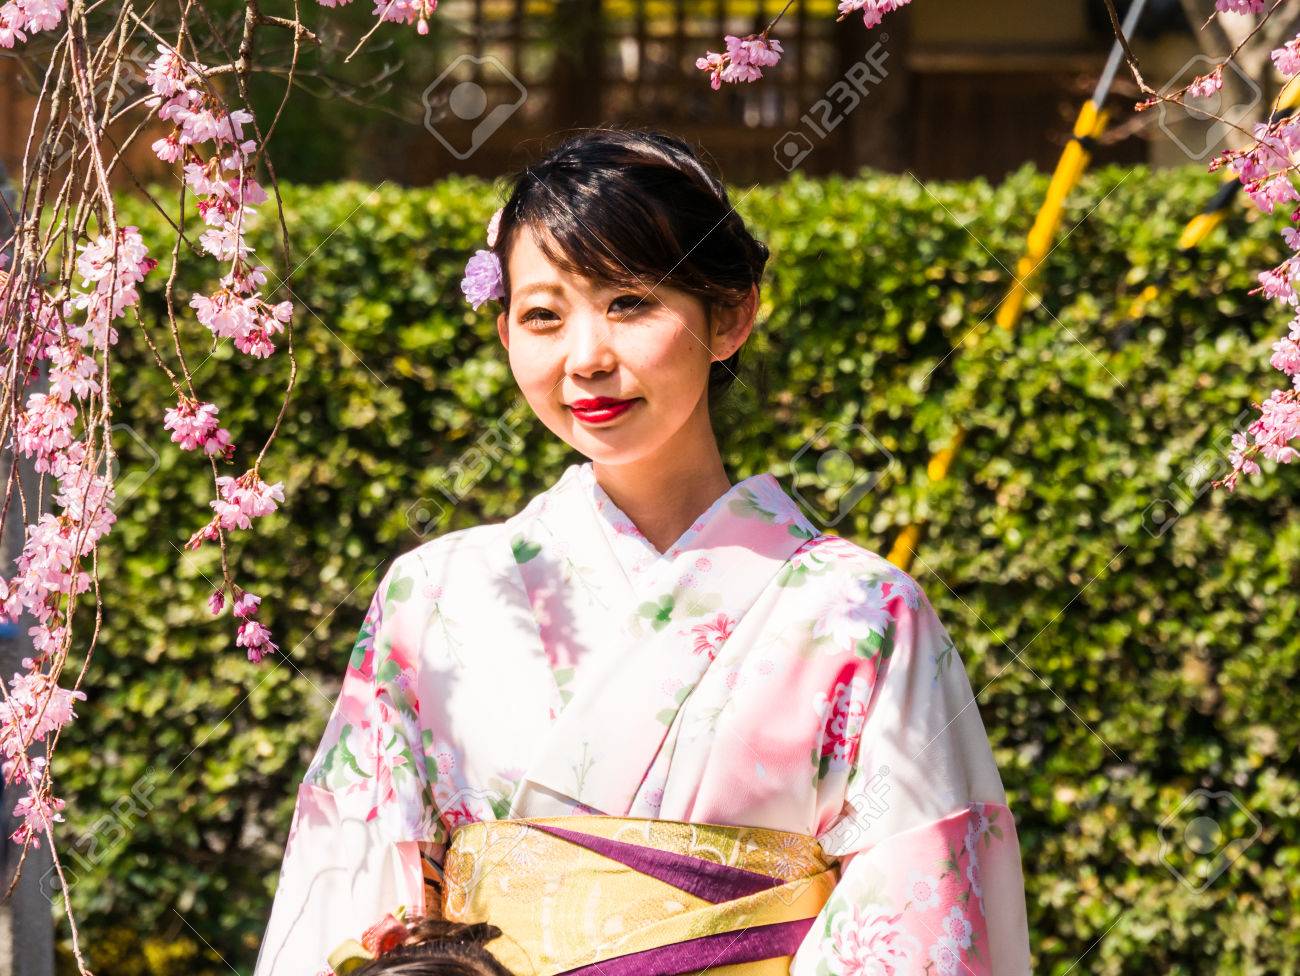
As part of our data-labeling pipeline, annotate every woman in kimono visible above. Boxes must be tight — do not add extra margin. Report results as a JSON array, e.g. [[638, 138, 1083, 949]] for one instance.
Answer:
[[254, 128, 1031, 976]]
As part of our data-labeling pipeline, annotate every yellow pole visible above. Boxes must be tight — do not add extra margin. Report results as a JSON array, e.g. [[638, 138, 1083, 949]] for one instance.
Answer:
[[889, 69, 1300, 571], [886, 100, 1107, 571]]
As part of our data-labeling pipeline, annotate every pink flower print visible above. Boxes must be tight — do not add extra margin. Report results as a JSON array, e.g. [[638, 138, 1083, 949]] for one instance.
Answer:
[[393, 670, 417, 698], [964, 802, 993, 856], [813, 576, 893, 655], [691, 613, 735, 661], [676, 572, 698, 589], [905, 870, 942, 909], [441, 798, 479, 831], [435, 751, 456, 777], [966, 847, 985, 914], [529, 591, 555, 632], [660, 676, 685, 696], [927, 936, 963, 976], [694, 556, 712, 572], [883, 566, 922, 610], [725, 670, 740, 689], [940, 905, 973, 950], [757, 658, 774, 675], [813, 675, 869, 771], [824, 906, 919, 975], [614, 520, 645, 540]]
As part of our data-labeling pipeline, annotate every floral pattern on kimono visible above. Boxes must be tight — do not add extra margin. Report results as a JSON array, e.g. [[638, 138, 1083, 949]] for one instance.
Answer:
[[253, 461, 1030, 976]]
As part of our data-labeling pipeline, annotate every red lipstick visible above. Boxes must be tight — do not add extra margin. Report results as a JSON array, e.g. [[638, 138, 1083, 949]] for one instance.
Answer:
[[568, 396, 638, 424]]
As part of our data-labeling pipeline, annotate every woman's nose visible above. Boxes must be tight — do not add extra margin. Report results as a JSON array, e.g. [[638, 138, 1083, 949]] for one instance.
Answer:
[[565, 313, 617, 376]]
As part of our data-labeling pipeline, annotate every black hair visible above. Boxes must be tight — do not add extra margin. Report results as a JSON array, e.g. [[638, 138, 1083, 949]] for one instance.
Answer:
[[491, 127, 770, 410], [348, 918, 514, 976]]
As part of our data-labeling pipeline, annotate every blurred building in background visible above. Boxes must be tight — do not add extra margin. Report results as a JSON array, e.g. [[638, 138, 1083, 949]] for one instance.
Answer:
[[0, 0, 1271, 185]]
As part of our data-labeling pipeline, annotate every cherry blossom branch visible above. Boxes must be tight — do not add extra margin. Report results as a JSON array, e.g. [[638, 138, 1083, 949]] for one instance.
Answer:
[[1097, 0, 1300, 488], [693, 0, 908, 90]]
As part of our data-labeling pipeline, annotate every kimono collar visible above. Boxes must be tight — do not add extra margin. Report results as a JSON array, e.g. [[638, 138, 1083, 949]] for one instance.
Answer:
[[573, 460, 807, 582]]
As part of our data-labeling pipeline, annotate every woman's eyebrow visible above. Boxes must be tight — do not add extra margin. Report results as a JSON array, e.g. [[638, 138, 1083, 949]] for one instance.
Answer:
[[514, 282, 565, 302]]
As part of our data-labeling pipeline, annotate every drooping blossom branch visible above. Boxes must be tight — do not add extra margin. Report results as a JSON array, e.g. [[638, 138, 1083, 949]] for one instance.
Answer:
[[0, 0, 324, 967], [1098, 0, 1300, 489], [1025, 0, 1300, 490]]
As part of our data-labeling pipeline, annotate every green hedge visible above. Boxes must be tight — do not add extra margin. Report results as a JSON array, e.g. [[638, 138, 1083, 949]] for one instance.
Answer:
[[53, 165, 1300, 975]]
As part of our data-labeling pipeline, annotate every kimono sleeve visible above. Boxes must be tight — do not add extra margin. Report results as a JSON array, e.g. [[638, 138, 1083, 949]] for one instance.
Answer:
[[792, 579, 1031, 976], [253, 556, 443, 976]]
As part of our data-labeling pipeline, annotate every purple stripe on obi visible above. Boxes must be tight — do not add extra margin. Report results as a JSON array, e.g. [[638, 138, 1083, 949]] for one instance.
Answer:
[[554, 917, 816, 976], [527, 823, 781, 903]]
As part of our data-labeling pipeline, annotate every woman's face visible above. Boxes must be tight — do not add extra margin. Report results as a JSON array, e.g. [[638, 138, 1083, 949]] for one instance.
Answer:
[[496, 225, 753, 466]]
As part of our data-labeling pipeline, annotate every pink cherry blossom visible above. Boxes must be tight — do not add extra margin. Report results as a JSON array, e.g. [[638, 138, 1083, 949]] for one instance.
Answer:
[[233, 590, 262, 619], [371, 0, 438, 30], [0, 17, 28, 48], [1186, 66, 1224, 99], [0, 0, 65, 47], [15, 392, 76, 471], [1215, 0, 1264, 12], [1272, 34, 1300, 77], [237, 619, 278, 663], [212, 470, 285, 529], [48, 346, 101, 401], [1271, 322, 1300, 376], [836, 0, 911, 29], [144, 43, 194, 99], [187, 469, 285, 547], [696, 34, 784, 89], [0, 669, 85, 847], [164, 398, 235, 458], [10, 790, 65, 847], [190, 289, 290, 357]]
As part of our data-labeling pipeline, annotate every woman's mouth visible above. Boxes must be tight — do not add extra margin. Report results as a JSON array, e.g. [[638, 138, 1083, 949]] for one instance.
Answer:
[[568, 397, 639, 424]]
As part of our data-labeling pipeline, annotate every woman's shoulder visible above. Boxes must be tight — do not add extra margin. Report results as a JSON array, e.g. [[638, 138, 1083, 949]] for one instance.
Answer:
[[385, 519, 512, 583], [793, 532, 929, 610]]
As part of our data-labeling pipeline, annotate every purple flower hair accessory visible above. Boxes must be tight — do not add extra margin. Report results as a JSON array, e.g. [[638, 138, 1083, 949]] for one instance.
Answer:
[[461, 207, 505, 310]]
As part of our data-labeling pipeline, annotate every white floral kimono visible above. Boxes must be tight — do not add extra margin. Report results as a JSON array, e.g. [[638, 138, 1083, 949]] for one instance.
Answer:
[[254, 461, 1030, 976]]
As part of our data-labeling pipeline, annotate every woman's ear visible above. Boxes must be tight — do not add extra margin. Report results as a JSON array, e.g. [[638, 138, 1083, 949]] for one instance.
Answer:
[[710, 284, 758, 361], [496, 309, 509, 350]]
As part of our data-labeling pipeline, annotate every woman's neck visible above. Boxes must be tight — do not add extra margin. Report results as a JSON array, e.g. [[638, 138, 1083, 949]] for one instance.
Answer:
[[591, 428, 732, 557]]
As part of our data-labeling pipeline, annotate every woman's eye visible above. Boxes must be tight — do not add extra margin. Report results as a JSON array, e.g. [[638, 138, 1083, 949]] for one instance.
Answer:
[[521, 307, 558, 324], [611, 294, 653, 315]]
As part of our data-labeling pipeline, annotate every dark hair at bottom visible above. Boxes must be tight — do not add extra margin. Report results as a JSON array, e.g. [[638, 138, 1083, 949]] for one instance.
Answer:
[[349, 919, 515, 976]]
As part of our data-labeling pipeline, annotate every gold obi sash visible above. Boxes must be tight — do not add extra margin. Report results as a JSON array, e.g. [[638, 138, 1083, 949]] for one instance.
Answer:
[[440, 816, 838, 976]]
